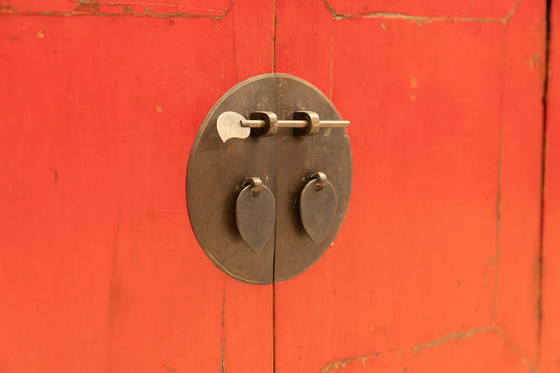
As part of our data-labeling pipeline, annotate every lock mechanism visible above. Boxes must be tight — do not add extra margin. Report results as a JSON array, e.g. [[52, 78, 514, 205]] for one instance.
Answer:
[[217, 110, 350, 142], [187, 73, 352, 284]]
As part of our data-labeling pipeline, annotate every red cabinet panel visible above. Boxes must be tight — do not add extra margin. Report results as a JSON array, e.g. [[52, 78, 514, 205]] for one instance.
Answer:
[[274, 1, 545, 371], [541, 0, 560, 371], [0, 3, 274, 372]]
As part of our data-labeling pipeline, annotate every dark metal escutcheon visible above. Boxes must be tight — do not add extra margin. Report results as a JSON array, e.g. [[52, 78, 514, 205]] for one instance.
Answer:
[[236, 177, 276, 252], [187, 73, 352, 284], [300, 173, 337, 244]]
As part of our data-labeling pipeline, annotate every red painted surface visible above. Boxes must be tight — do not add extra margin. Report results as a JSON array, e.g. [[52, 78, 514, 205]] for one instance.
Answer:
[[0, 0, 553, 372], [541, 0, 560, 371], [0, 2, 274, 372], [274, 1, 546, 372]]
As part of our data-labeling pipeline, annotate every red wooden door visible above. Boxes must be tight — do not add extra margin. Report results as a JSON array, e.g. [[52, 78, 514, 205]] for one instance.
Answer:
[[0, 2, 275, 372], [542, 0, 560, 371], [0, 0, 557, 372], [274, 1, 550, 371]]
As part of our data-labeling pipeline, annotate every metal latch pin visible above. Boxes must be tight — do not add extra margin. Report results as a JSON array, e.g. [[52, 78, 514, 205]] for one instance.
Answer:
[[217, 110, 350, 143], [240, 119, 350, 129]]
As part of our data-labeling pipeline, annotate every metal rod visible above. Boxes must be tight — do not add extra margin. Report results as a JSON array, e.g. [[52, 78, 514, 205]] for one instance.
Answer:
[[240, 119, 350, 129]]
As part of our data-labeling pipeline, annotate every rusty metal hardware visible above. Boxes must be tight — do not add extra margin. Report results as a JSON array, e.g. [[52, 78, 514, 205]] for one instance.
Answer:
[[217, 110, 350, 143], [236, 177, 276, 252], [187, 73, 352, 284]]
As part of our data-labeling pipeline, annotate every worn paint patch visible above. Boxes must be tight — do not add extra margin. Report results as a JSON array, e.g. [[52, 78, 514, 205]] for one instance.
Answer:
[[321, 326, 535, 372], [527, 53, 540, 72], [0, 0, 230, 18], [324, 0, 523, 25]]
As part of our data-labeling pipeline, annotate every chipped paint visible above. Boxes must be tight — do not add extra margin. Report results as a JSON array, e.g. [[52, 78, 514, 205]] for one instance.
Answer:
[[492, 102, 505, 324], [0, 0, 234, 18], [322, 351, 399, 372], [528, 53, 540, 72], [412, 327, 495, 353], [410, 76, 418, 101], [321, 328, 494, 372], [321, 326, 535, 372], [323, 0, 523, 25], [495, 327, 539, 373], [220, 289, 226, 373]]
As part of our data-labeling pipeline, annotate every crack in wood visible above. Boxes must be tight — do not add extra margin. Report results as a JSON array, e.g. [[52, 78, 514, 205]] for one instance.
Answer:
[[0, 0, 234, 18], [323, 0, 523, 25], [412, 326, 496, 352], [495, 326, 539, 373], [321, 325, 535, 372], [0, 0, 523, 21], [220, 288, 226, 373]]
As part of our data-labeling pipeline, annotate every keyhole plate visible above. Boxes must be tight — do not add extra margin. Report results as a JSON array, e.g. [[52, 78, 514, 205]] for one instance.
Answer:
[[187, 73, 352, 284]]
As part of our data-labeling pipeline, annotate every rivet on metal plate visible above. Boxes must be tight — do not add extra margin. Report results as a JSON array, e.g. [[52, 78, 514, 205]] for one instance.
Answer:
[[300, 172, 338, 244], [236, 177, 276, 252]]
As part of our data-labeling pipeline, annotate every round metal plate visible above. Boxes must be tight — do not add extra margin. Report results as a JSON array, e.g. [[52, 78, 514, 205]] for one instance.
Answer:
[[187, 73, 352, 284]]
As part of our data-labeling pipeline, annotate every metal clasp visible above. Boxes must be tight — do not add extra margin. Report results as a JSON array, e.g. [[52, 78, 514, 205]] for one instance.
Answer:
[[217, 110, 350, 143]]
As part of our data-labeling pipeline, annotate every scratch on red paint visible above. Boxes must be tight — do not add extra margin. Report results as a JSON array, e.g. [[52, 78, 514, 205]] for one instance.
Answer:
[[0, 0, 522, 21], [323, 0, 523, 25], [322, 349, 400, 372], [321, 325, 536, 373], [495, 326, 539, 373], [220, 288, 226, 373], [412, 326, 496, 352], [69, 0, 228, 12], [0, 0, 234, 18], [74, 0, 100, 14]]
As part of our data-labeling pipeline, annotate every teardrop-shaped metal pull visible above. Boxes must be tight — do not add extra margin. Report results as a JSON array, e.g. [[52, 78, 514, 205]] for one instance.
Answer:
[[236, 177, 276, 252], [300, 172, 337, 244]]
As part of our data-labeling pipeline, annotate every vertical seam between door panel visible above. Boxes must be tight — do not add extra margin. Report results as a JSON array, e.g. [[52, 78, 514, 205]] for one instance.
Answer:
[[272, 3, 278, 373], [537, 0, 553, 368]]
